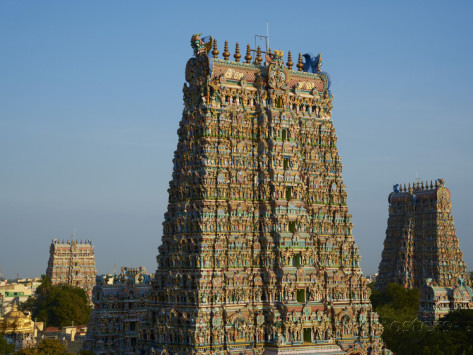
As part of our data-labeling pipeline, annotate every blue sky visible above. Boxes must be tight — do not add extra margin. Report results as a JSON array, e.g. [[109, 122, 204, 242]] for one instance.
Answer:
[[1, 1, 472, 279]]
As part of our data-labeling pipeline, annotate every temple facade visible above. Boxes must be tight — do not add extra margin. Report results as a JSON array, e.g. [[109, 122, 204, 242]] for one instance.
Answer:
[[376, 179, 469, 290], [84, 266, 152, 354], [149, 34, 384, 355], [46, 239, 97, 300], [418, 277, 473, 323]]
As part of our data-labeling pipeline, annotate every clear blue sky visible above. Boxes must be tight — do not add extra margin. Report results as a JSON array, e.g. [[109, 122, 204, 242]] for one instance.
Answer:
[[1, 1, 472, 279]]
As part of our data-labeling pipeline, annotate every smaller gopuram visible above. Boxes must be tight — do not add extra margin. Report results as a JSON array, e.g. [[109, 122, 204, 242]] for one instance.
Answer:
[[418, 277, 473, 323], [83, 266, 152, 354], [376, 179, 470, 290], [45, 239, 97, 300]]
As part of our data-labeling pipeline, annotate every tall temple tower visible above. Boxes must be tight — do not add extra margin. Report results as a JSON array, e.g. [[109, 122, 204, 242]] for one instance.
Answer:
[[150, 34, 383, 355], [46, 239, 97, 300], [376, 179, 469, 290]]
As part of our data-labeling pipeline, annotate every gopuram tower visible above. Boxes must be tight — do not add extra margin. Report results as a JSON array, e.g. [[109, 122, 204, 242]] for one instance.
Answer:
[[150, 34, 384, 355], [46, 239, 97, 300], [376, 179, 469, 290]]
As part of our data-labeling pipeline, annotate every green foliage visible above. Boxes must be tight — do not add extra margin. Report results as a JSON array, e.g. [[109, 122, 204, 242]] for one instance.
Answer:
[[36, 339, 68, 354], [0, 333, 15, 354], [370, 282, 419, 315], [14, 339, 68, 355], [20, 276, 91, 327], [370, 283, 473, 354], [14, 348, 38, 355]]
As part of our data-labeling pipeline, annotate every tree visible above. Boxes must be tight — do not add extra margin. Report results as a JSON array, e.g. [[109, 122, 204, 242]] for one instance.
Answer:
[[370, 282, 419, 314], [20, 276, 91, 327], [36, 339, 68, 354], [14, 339, 68, 355], [370, 283, 473, 354], [14, 348, 38, 355], [0, 333, 15, 354]]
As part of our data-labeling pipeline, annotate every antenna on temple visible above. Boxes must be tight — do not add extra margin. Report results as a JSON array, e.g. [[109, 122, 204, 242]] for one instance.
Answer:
[[266, 20, 270, 52], [254, 22, 270, 53]]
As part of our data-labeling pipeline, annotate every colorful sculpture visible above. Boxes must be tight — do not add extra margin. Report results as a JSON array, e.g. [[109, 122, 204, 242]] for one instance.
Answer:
[[150, 34, 384, 354], [418, 277, 473, 323], [46, 239, 97, 301], [0, 304, 36, 350], [376, 179, 470, 290], [84, 267, 152, 354]]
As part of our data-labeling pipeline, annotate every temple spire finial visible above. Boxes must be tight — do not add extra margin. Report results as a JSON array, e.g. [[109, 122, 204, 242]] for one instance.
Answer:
[[223, 41, 230, 61], [286, 51, 293, 70], [245, 44, 252, 64], [255, 46, 262, 65], [234, 43, 241, 62], [297, 53, 304, 71], [212, 39, 219, 59]]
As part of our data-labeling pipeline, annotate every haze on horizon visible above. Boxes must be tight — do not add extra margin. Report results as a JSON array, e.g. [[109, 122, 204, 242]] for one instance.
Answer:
[[1, 0, 472, 280]]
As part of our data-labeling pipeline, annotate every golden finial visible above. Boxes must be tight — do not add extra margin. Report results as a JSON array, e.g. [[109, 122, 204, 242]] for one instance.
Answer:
[[255, 46, 262, 65], [212, 39, 219, 59], [223, 41, 230, 61], [430, 180, 433, 189], [286, 51, 293, 70], [234, 43, 241, 62], [245, 44, 252, 64], [297, 53, 304, 71], [403, 184, 406, 191], [421, 181, 424, 189]]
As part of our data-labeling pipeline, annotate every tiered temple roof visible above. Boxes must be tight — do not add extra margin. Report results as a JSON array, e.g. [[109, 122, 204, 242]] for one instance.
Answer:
[[149, 34, 384, 354], [84, 266, 152, 354], [418, 277, 473, 323], [46, 239, 97, 300], [376, 179, 469, 290]]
